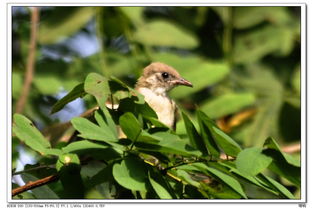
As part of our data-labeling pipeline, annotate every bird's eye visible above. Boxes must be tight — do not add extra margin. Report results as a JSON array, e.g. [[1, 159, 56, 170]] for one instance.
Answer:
[[162, 72, 169, 79]]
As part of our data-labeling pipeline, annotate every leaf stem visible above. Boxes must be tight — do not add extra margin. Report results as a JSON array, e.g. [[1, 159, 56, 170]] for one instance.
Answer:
[[129, 130, 142, 150]]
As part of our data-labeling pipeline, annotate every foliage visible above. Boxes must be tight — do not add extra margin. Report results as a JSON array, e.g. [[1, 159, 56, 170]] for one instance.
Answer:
[[12, 6, 301, 199], [12, 73, 300, 199]]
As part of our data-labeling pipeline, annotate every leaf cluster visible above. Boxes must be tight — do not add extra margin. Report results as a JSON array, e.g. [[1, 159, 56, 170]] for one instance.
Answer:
[[12, 73, 300, 199]]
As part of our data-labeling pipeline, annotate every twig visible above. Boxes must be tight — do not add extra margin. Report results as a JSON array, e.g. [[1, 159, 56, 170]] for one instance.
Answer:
[[281, 143, 301, 154], [12, 174, 59, 197], [15, 7, 40, 113], [12, 164, 55, 176]]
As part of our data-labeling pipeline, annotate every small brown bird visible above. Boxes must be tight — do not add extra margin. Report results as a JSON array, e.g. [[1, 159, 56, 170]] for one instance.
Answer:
[[135, 62, 193, 129]]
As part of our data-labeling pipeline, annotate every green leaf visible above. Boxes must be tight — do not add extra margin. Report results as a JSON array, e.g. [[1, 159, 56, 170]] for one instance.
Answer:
[[258, 174, 295, 199], [112, 157, 147, 191], [233, 7, 293, 29], [62, 140, 109, 153], [12, 71, 23, 99], [197, 110, 242, 157], [13, 114, 51, 153], [38, 7, 95, 44], [42, 148, 63, 156], [220, 161, 280, 196], [233, 25, 296, 64], [196, 110, 220, 158], [84, 72, 110, 111], [174, 169, 201, 188], [144, 116, 168, 129], [292, 65, 301, 96], [56, 153, 81, 171], [21, 173, 59, 199], [232, 65, 284, 147], [51, 83, 86, 114], [148, 172, 173, 199], [120, 7, 145, 26], [154, 132, 202, 157], [151, 52, 229, 99], [71, 117, 117, 144], [33, 75, 63, 95], [199, 165, 247, 199], [200, 93, 256, 119], [262, 138, 300, 187], [210, 125, 242, 157], [236, 147, 272, 176], [182, 112, 208, 155], [133, 20, 198, 49], [119, 112, 142, 141], [94, 109, 118, 138], [263, 137, 300, 167], [136, 132, 202, 157], [179, 163, 247, 198], [58, 153, 80, 165], [58, 157, 85, 198]]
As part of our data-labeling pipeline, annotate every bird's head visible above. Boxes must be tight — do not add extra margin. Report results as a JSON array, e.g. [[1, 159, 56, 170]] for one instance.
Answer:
[[136, 62, 193, 95]]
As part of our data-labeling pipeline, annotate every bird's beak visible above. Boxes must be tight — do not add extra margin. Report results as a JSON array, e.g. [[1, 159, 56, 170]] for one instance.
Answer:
[[176, 77, 193, 87]]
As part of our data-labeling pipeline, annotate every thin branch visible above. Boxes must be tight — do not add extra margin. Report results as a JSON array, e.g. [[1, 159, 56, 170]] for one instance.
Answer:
[[12, 174, 59, 197], [15, 7, 39, 113], [281, 143, 301, 154], [12, 164, 55, 176]]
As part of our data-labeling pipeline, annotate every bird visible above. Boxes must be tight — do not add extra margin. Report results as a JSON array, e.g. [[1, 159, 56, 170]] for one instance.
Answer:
[[135, 62, 193, 130]]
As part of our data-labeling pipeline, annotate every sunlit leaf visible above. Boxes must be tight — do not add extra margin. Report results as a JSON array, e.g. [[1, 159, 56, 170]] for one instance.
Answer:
[[94, 109, 118, 138], [13, 114, 51, 153], [201, 93, 256, 119], [120, 7, 145, 26], [236, 147, 272, 176], [136, 132, 202, 157], [71, 117, 118, 144], [134, 20, 198, 49], [233, 7, 293, 29], [62, 140, 109, 153], [84, 72, 110, 111]]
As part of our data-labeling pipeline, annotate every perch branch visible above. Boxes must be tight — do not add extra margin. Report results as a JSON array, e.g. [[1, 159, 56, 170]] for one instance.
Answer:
[[12, 174, 59, 197], [15, 7, 39, 113]]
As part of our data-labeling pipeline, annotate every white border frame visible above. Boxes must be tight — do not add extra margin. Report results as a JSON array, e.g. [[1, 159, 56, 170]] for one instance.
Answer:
[[6, 2, 307, 204]]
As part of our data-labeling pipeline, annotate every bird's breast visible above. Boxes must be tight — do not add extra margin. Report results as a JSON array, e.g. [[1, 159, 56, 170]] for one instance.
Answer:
[[137, 87, 176, 128]]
